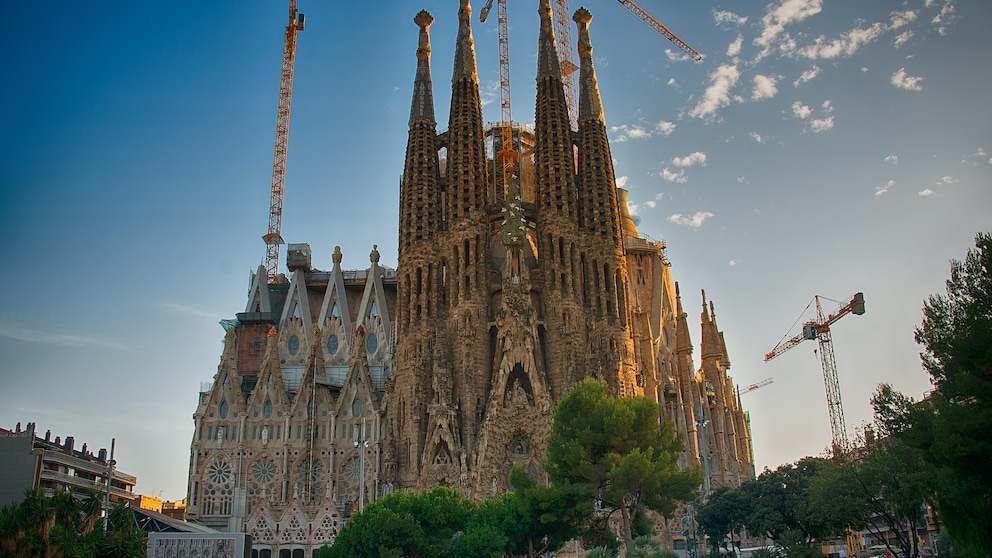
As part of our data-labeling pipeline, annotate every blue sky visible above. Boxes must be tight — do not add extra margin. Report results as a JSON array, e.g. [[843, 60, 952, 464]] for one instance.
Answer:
[[1, 0, 989, 501]]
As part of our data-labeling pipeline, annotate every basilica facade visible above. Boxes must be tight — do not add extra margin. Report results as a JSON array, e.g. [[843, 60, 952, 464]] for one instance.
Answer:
[[185, 1, 755, 554]]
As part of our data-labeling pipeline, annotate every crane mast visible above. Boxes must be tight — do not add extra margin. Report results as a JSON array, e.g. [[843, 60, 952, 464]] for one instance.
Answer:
[[765, 292, 865, 450], [263, 0, 305, 284], [481, 0, 519, 191]]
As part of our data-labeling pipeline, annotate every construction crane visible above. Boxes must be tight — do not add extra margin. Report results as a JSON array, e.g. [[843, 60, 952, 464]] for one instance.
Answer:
[[480, 0, 518, 193], [552, 0, 702, 128], [765, 292, 866, 450], [263, 0, 305, 283], [738, 376, 773, 397]]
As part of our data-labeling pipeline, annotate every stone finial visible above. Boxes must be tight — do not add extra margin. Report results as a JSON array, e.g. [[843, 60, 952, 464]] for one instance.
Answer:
[[268, 326, 279, 339], [332, 245, 343, 264], [415, 10, 434, 61], [312, 325, 321, 339], [574, 6, 604, 122], [370, 244, 380, 264], [410, 10, 437, 126]]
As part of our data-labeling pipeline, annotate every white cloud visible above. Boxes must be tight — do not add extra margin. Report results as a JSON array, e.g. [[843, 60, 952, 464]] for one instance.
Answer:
[[797, 22, 885, 60], [891, 68, 924, 91], [714, 10, 747, 28], [690, 64, 740, 119], [750, 132, 766, 143], [792, 101, 813, 119], [661, 168, 687, 183], [665, 48, 693, 62], [890, 10, 918, 29], [668, 211, 715, 227], [793, 65, 821, 87], [656, 121, 676, 136], [610, 124, 652, 142], [875, 179, 895, 197], [936, 176, 957, 184], [727, 35, 744, 57], [930, 1, 958, 35], [861, 67, 869, 73], [752, 74, 779, 100], [644, 200, 657, 208], [480, 80, 498, 107], [737, 176, 747, 183], [616, 175, 629, 187], [988, 158, 992, 166], [894, 30, 914, 48], [918, 188, 935, 196], [977, 148, 987, 157], [672, 152, 708, 167], [810, 116, 834, 132], [728, 260, 738, 267], [755, 0, 824, 59], [667, 77, 677, 87], [884, 155, 899, 164]]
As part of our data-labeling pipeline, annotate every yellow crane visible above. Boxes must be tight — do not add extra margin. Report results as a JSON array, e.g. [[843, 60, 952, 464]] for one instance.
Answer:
[[553, 0, 703, 128], [263, 0, 305, 283], [765, 292, 866, 449]]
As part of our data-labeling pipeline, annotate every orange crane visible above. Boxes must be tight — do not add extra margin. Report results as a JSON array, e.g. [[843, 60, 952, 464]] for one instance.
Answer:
[[552, 0, 702, 128], [738, 376, 773, 397], [480, 0, 519, 191], [765, 292, 866, 449], [480, 0, 518, 192], [263, 0, 305, 283]]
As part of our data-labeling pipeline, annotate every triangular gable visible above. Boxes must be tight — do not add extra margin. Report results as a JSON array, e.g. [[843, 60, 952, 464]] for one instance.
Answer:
[[317, 259, 353, 334], [355, 261, 393, 349], [245, 265, 272, 314], [337, 329, 378, 414], [246, 328, 291, 416], [279, 272, 314, 332], [208, 329, 247, 416]]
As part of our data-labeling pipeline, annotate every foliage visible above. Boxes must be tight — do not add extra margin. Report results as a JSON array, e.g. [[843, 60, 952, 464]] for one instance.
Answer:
[[545, 378, 701, 554], [503, 464, 593, 556], [0, 487, 145, 558], [873, 232, 992, 556], [325, 486, 475, 558]]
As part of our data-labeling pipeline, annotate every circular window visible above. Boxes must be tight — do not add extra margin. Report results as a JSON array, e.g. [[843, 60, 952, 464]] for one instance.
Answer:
[[366, 333, 378, 354], [327, 334, 339, 355], [219, 401, 229, 419], [206, 460, 232, 485], [288, 335, 300, 355], [352, 399, 363, 418], [252, 459, 276, 483]]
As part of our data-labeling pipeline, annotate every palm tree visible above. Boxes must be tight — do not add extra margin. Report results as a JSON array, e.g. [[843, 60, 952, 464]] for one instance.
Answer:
[[79, 490, 103, 537]]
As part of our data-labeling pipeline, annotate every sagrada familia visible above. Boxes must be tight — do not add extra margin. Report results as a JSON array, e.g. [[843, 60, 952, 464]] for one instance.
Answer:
[[185, 0, 755, 553]]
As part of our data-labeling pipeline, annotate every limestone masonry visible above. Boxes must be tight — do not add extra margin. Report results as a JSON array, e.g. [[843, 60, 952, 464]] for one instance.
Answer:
[[186, 1, 755, 553]]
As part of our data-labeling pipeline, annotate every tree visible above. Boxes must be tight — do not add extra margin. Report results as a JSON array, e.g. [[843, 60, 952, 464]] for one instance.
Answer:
[[875, 232, 992, 556], [504, 464, 593, 556], [0, 487, 146, 558], [325, 486, 475, 558], [696, 485, 749, 554], [545, 378, 701, 555]]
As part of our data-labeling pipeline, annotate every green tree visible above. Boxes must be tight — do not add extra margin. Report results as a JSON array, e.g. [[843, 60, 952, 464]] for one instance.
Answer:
[[874, 232, 992, 556], [504, 464, 593, 556], [696, 484, 749, 554], [545, 378, 701, 555], [325, 486, 475, 558]]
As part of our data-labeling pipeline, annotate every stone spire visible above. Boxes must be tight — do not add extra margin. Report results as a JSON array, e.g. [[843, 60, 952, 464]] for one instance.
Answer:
[[534, 0, 579, 238], [573, 7, 604, 123], [700, 290, 723, 362], [573, 7, 622, 248], [445, 0, 489, 229], [409, 10, 436, 126], [399, 10, 441, 330], [452, 0, 479, 83]]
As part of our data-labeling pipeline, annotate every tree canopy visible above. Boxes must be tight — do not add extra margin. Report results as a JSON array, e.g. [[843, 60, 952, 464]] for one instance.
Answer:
[[544, 378, 701, 554], [873, 231, 992, 557]]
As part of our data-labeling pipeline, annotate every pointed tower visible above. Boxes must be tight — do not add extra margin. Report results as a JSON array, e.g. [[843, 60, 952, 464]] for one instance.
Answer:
[[389, 10, 442, 490], [674, 283, 701, 464]]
